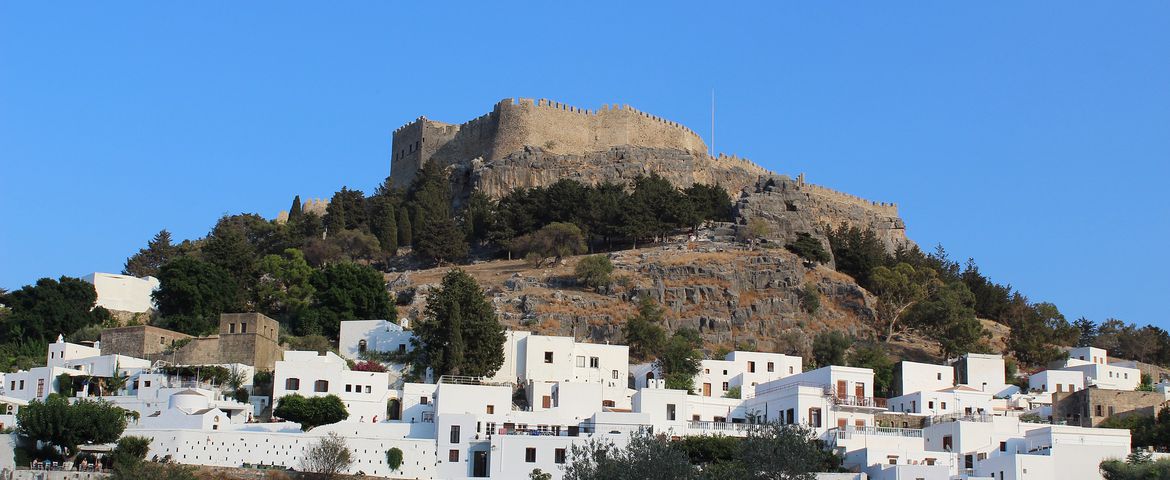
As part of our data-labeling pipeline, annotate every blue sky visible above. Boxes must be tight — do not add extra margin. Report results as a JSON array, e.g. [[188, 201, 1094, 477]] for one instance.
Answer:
[[1, 2, 1167, 327]]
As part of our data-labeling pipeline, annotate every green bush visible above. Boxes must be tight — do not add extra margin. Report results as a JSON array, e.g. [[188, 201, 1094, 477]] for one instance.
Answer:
[[575, 255, 614, 290], [386, 447, 404, 470]]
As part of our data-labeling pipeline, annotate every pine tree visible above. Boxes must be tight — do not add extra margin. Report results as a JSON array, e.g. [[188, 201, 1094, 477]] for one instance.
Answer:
[[408, 163, 467, 263], [397, 207, 412, 247], [289, 195, 303, 223], [123, 229, 180, 277], [369, 196, 399, 254], [411, 269, 505, 378]]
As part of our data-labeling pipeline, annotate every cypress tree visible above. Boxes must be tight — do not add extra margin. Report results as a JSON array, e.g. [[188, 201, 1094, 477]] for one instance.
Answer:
[[289, 195, 303, 222], [397, 207, 412, 247]]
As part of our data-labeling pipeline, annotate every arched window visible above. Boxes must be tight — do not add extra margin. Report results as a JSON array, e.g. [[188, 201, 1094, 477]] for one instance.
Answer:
[[314, 380, 329, 392], [285, 378, 300, 391]]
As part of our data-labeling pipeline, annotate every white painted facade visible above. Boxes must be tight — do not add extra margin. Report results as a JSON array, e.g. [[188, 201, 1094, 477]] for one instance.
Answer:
[[273, 350, 392, 423], [338, 319, 413, 361], [81, 272, 159, 313], [896, 361, 954, 397], [1028, 369, 1085, 394]]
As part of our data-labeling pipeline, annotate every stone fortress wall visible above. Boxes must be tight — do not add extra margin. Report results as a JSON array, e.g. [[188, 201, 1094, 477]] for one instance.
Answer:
[[796, 173, 899, 217], [390, 98, 709, 189]]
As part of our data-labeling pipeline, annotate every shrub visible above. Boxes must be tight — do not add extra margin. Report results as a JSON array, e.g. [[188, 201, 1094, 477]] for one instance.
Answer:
[[386, 447, 404, 470], [575, 255, 614, 290]]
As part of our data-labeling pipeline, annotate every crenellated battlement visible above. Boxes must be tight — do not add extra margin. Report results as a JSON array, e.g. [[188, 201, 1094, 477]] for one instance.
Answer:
[[795, 173, 899, 215]]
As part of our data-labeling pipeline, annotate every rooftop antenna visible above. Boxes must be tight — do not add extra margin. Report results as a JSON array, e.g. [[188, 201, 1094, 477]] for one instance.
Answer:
[[710, 89, 716, 157]]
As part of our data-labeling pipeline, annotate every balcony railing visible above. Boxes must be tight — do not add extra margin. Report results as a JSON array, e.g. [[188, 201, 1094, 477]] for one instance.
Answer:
[[421, 411, 435, 423], [926, 412, 992, 425], [745, 381, 832, 400], [687, 420, 758, 435], [831, 395, 887, 408], [831, 425, 924, 440]]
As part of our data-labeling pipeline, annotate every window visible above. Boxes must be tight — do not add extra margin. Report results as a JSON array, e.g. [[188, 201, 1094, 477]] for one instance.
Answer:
[[789, 366, 794, 374], [314, 380, 329, 392], [722, 382, 729, 391], [942, 435, 953, 451], [612, 370, 619, 380], [450, 425, 460, 443], [767, 362, 774, 372], [345, 384, 353, 393], [365, 386, 371, 393], [486, 405, 495, 414], [941, 402, 947, 409], [937, 372, 942, 380], [285, 378, 300, 391], [855, 419, 865, 428], [358, 340, 367, 353], [748, 361, 756, 373], [786, 409, 795, 425], [723, 370, 728, 375], [160, 336, 165, 345], [577, 356, 586, 367], [589, 357, 599, 368], [525, 448, 536, 463], [144, 380, 151, 388], [704, 368, 710, 374], [542, 396, 552, 409], [555, 448, 566, 464], [420, 396, 429, 405], [1096, 405, 1103, 416], [808, 408, 822, 428], [544, 352, 554, 363], [398, 344, 406, 353], [602, 400, 615, 407], [449, 449, 459, 462], [999, 441, 1007, 452], [928, 401, 934, 409], [241, 323, 247, 334], [1109, 406, 1116, 416], [666, 404, 676, 421]]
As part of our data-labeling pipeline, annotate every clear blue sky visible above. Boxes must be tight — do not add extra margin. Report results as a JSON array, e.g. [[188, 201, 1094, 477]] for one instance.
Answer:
[[2, 2, 1167, 327]]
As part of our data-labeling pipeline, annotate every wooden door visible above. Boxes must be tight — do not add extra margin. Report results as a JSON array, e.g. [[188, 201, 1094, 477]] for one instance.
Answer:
[[542, 395, 551, 408], [702, 383, 711, 397], [836, 380, 847, 398]]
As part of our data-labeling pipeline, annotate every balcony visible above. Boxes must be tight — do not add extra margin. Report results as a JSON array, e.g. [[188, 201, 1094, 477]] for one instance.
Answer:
[[831, 395, 887, 409], [687, 420, 756, 437], [831, 425, 923, 440]]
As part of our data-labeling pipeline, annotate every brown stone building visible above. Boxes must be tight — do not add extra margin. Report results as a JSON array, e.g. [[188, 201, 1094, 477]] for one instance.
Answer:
[[1051, 387, 1170, 427], [100, 313, 284, 370]]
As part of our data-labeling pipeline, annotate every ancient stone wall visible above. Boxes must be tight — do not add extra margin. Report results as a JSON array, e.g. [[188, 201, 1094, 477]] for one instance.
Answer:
[[100, 325, 191, 359], [99, 314, 283, 370], [1051, 388, 1170, 427], [390, 98, 709, 190]]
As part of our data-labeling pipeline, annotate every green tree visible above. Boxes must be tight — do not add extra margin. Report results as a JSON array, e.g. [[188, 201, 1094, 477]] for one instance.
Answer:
[[153, 257, 240, 335], [623, 297, 668, 362], [409, 162, 468, 263], [824, 224, 889, 287], [906, 282, 987, 359], [1074, 317, 1098, 347], [368, 193, 400, 254], [112, 462, 198, 480], [1100, 458, 1170, 480], [461, 191, 497, 246], [575, 255, 615, 290], [738, 423, 829, 480], [658, 329, 703, 393], [411, 269, 506, 378], [201, 217, 263, 290], [16, 394, 129, 456], [110, 436, 152, 470], [289, 195, 304, 223], [123, 229, 180, 277], [849, 345, 894, 397], [869, 262, 939, 340], [397, 206, 413, 247], [2, 276, 109, 343], [530, 469, 554, 480], [682, 183, 735, 223], [255, 248, 316, 322], [324, 186, 368, 233], [273, 394, 349, 430], [563, 428, 696, 480], [785, 233, 831, 264], [511, 222, 587, 266], [302, 262, 395, 339], [812, 331, 851, 367], [799, 282, 821, 314]]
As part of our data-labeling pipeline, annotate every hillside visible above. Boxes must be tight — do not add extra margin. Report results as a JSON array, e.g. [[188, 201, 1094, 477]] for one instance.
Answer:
[[390, 236, 956, 363]]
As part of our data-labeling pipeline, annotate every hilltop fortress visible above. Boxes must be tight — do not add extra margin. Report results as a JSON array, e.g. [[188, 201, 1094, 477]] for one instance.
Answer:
[[387, 97, 910, 250]]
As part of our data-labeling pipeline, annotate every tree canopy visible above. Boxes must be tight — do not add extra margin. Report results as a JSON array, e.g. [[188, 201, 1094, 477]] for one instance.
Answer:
[[16, 394, 129, 456], [273, 393, 349, 430], [411, 269, 506, 378]]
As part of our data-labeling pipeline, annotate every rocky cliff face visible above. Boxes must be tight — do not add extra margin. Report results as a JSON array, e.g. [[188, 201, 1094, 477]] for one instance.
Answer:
[[736, 175, 911, 253], [451, 145, 768, 200], [391, 242, 881, 357]]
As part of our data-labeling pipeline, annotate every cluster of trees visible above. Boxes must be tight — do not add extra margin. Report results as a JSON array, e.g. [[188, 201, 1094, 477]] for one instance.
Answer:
[[0, 278, 112, 371], [123, 224, 394, 339], [488, 175, 734, 254], [826, 224, 1076, 364], [622, 297, 704, 392], [1100, 406, 1170, 450], [562, 422, 840, 480], [1100, 451, 1170, 480], [1075, 318, 1170, 366]]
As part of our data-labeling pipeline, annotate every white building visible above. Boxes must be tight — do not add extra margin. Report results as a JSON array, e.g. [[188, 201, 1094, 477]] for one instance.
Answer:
[[81, 272, 160, 313], [273, 350, 393, 423], [691, 351, 802, 399], [1055, 347, 1141, 391], [895, 361, 955, 397], [1028, 369, 1085, 394], [488, 331, 631, 409], [956, 353, 1017, 396], [338, 319, 413, 361]]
